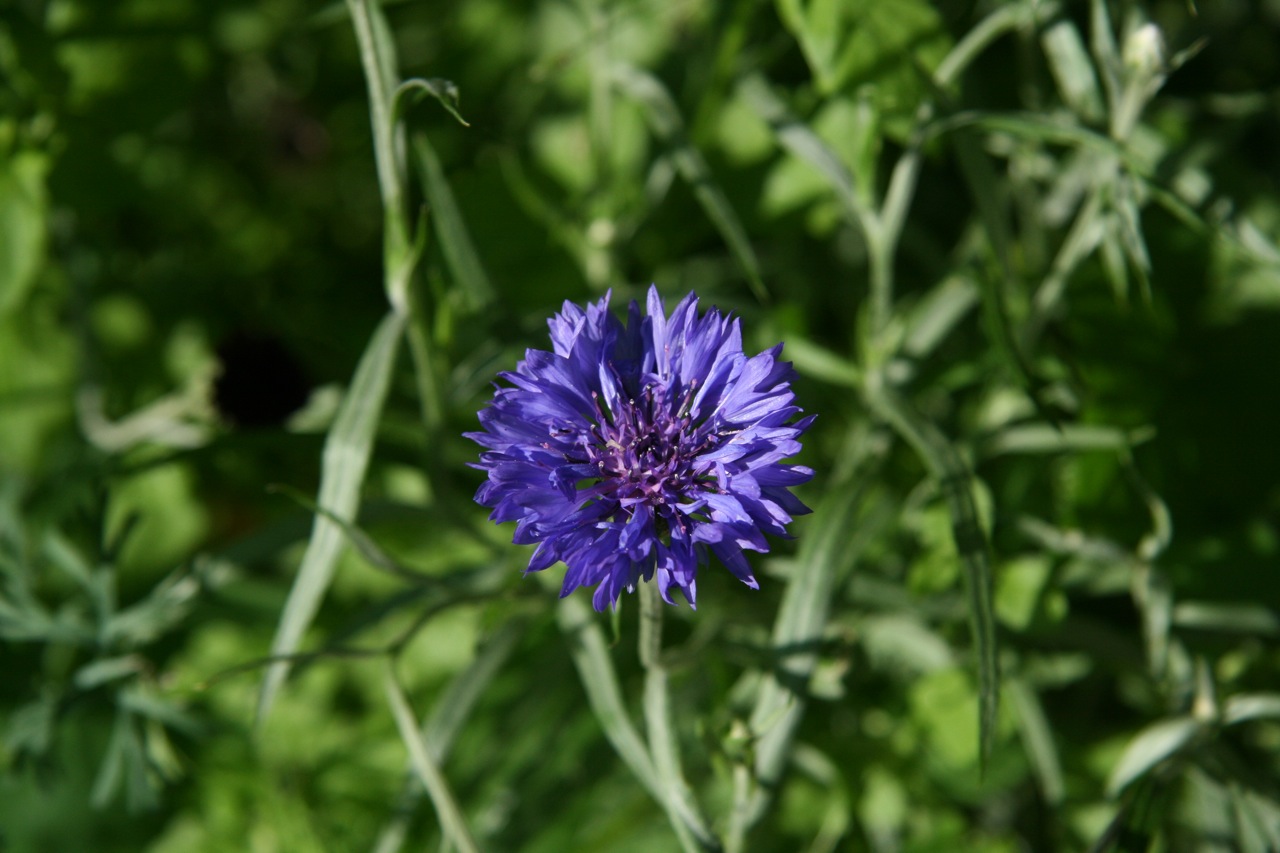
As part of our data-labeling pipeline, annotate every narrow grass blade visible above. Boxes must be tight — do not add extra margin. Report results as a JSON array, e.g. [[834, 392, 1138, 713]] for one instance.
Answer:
[[731, 480, 866, 845], [89, 708, 128, 808], [928, 112, 1145, 175], [784, 337, 862, 388], [1008, 677, 1065, 805], [383, 664, 481, 853], [555, 590, 659, 798], [867, 385, 999, 773], [948, 120, 1064, 429], [1132, 564, 1173, 678], [613, 64, 767, 303], [737, 73, 872, 236], [372, 622, 524, 853], [268, 484, 435, 584], [345, 0, 404, 225], [411, 133, 495, 311], [257, 311, 405, 726], [1089, 0, 1122, 110], [423, 621, 525, 760], [902, 274, 979, 359], [980, 424, 1150, 458]]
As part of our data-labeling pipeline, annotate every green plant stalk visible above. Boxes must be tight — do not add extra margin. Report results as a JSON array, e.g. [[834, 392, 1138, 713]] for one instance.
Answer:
[[346, 0, 412, 309], [640, 582, 723, 853], [256, 310, 406, 726], [404, 278, 445, 433], [873, 0, 1045, 339], [862, 380, 999, 772], [726, 476, 868, 852], [346, 0, 448, 433], [553, 588, 661, 797], [383, 663, 482, 853]]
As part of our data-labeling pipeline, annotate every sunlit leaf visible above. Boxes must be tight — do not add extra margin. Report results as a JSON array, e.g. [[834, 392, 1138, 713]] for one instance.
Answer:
[[383, 665, 481, 853], [613, 64, 767, 302], [0, 150, 48, 317], [1106, 716, 1202, 796], [257, 311, 406, 726], [1223, 694, 1280, 727]]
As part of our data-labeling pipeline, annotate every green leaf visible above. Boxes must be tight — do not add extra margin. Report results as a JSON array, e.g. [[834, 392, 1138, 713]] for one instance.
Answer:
[[774, 0, 950, 104], [73, 655, 145, 691], [1229, 784, 1280, 853], [783, 337, 861, 388], [860, 614, 952, 676], [383, 664, 481, 853], [980, 424, 1151, 458], [1172, 602, 1280, 636], [735, 480, 866, 839], [105, 564, 206, 648], [613, 64, 767, 303], [1111, 178, 1153, 302], [1008, 677, 1065, 805], [1106, 715, 1202, 796], [118, 685, 201, 735], [638, 585, 720, 853], [1041, 19, 1105, 121], [411, 133, 495, 311], [738, 74, 869, 233], [373, 621, 526, 853], [554, 589, 659, 799], [5, 695, 55, 760], [393, 77, 471, 128], [865, 385, 1000, 775], [902, 274, 980, 360], [1223, 693, 1280, 727], [0, 150, 48, 317], [90, 709, 129, 809], [1089, 0, 1123, 110], [257, 310, 405, 726], [948, 117, 1066, 429]]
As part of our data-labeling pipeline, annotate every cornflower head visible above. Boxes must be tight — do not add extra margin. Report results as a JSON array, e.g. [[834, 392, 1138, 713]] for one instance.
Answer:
[[467, 286, 814, 610]]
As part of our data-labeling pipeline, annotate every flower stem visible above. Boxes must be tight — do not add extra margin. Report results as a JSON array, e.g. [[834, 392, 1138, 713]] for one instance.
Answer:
[[639, 583, 723, 852]]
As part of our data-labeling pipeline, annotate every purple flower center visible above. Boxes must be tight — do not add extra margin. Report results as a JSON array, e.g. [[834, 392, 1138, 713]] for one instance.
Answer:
[[467, 286, 814, 610], [586, 381, 706, 509]]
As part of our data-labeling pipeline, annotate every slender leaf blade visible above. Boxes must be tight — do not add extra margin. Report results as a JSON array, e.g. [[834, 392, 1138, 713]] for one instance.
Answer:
[[613, 64, 767, 302], [1106, 716, 1201, 796], [0, 150, 48, 316], [738, 73, 867, 231], [257, 311, 405, 726], [555, 590, 660, 799], [1008, 677, 1065, 805], [738, 480, 865, 835], [867, 386, 999, 773], [1223, 694, 1280, 727], [383, 665, 481, 853], [411, 133, 495, 311]]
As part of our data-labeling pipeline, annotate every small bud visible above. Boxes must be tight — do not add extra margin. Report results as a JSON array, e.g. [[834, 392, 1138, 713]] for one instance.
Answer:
[[1123, 23, 1165, 77]]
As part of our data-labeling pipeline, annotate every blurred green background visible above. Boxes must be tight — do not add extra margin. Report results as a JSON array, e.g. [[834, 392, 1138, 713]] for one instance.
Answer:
[[2, 0, 1280, 850]]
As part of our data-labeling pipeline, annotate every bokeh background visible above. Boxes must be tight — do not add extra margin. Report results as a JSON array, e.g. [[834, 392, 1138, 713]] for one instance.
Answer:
[[2, 0, 1280, 850]]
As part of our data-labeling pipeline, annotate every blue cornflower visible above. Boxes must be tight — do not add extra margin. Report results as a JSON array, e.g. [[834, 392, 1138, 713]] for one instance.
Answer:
[[467, 286, 814, 610]]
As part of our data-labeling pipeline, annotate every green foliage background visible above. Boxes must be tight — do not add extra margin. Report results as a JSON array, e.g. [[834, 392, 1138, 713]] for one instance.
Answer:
[[2, 0, 1280, 850]]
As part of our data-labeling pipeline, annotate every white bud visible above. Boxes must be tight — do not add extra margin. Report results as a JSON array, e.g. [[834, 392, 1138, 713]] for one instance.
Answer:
[[1123, 23, 1165, 77]]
